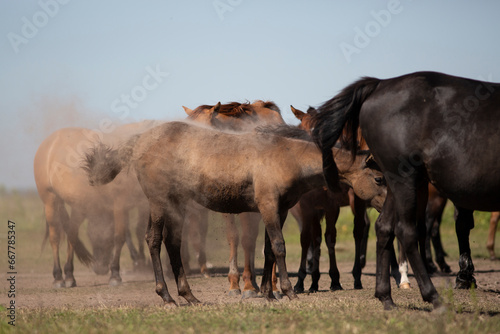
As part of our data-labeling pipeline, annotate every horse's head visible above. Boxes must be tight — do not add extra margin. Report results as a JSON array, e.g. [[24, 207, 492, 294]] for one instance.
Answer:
[[185, 100, 284, 130], [291, 105, 318, 133], [86, 213, 115, 275], [342, 152, 387, 211]]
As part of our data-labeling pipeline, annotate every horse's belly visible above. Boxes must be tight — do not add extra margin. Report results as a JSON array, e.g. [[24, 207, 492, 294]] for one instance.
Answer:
[[193, 183, 257, 214]]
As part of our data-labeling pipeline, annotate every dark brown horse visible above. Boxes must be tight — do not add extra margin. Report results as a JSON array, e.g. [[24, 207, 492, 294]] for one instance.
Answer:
[[312, 71, 500, 310], [84, 121, 386, 305], [290, 106, 408, 292], [290, 106, 374, 292]]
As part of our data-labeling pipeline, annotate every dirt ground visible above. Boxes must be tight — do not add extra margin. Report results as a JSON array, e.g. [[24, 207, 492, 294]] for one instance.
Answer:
[[7, 257, 500, 311]]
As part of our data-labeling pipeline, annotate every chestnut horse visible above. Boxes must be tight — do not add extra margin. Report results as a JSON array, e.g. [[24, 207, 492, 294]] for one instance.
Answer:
[[312, 71, 500, 310], [84, 121, 386, 305]]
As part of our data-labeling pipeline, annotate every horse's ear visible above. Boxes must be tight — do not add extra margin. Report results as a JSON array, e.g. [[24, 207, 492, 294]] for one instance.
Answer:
[[210, 102, 221, 116], [365, 153, 380, 170], [306, 106, 318, 115], [182, 106, 194, 116], [290, 105, 305, 120]]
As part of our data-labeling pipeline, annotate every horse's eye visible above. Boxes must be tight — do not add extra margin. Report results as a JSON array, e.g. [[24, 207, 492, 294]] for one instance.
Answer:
[[374, 177, 385, 186]]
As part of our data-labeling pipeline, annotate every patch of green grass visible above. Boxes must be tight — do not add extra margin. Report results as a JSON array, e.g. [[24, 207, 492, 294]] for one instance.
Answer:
[[4, 300, 500, 334]]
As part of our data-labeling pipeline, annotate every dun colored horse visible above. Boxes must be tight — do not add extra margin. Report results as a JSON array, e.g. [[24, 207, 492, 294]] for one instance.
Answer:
[[183, 100, 285, 297], [312, 71, 500, 310], [84, 121, 386, 305], [34, 121, 158, 287]]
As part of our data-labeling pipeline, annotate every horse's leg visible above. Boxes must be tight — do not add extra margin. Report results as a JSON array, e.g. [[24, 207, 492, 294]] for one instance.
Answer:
[[431, 215, 452, 273], [397, 241, 411, 289], [181, 213, 192, 275], [292, 203, 310, 293], [224, 214, 241, 295], [146, 203, 176, 306], [271, 262, 280, 298], [125, 217, 141, 270], [427, 195, 451, 273], [240, 212, 260, 298], [45, 194, 65, 288], [351, 195, 367, 289], [374, 191, 397, 309], [486, 212, 499, 260], [324, 203, 342, 291], [63, 210, 85, 287], [135, 205, 149, 268], [260, 207, 297, 301], [163, 203, 200, 305], [309, 210, 323, 292], [196, 207, 210, 278], [360, 211, 371, 269], [109, 204, 128, 286], [424, 208, 438, 275], [388, 242, 401, 286], [455, 207, 476, 289], [392, 183, 441, 309]]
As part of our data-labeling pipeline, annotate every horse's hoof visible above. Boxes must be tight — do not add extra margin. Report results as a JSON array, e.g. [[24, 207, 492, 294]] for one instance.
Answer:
[[273, 291, 282, 299], [109, 277, 122, 286], [163, 301, 178, 309], [294, 287, 304, 293], [308, 283, 319, 293], [241, 290, 258, 299], [382, 300, 397, 311], [455, 279, 476, 290], [53, 280, 65, 289], [65, 279, 77, 288], [228, 289, 241, 296], [432, 299, 448, 314], [330, 283, 343, 291], [354, 282, 363, 290], [399, 282, 411, 289]]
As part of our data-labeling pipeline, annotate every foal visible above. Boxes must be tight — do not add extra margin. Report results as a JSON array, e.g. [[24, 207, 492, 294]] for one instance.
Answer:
[[84, 121, 385, 305]]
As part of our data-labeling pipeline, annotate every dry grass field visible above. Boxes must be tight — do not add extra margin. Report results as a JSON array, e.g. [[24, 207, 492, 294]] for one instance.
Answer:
[[1, 189, 500, 333]]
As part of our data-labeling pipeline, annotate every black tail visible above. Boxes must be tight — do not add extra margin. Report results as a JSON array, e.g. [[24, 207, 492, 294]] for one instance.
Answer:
[[62, 223, 94, 266], [311, 77, 380, 191], [82, 134, 139, 186], [41, 208, 94, 267]]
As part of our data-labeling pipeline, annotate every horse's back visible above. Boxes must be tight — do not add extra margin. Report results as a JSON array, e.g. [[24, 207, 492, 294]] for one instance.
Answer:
[[361, 72, 500, 211]]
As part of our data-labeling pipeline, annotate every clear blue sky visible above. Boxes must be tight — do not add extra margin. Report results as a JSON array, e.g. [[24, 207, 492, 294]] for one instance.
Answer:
[[1, 0, 499, 189]]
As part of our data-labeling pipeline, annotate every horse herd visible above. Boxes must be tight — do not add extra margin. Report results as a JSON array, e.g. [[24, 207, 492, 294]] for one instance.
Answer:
[[34, 71, 499, 311]]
